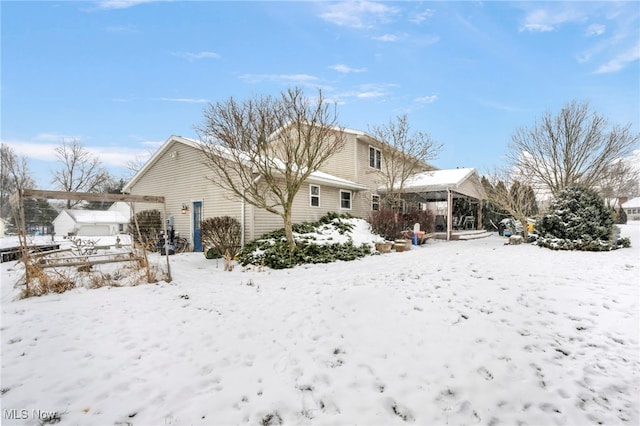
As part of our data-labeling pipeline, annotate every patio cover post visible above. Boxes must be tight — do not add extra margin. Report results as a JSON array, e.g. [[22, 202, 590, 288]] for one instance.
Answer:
[[447, 189, 453, 241]]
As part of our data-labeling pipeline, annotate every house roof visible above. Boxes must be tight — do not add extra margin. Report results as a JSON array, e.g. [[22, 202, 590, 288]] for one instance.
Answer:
[[124, 135, 368, 192], [307, 171, 368, 191], [62, 209, 129, 224], [380, 168, 487, 200], [622, 196, 640, 209]]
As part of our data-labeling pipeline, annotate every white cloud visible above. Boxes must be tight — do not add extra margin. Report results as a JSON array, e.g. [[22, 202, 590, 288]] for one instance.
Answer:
[[415, 95, 438, 104], [330, 64, 367, 73], [594, 42, 640, 74], [238, 74, 319, 85], [373, 34, 400, 42], [3, 138, 151, 168], [33, 132, 80, 142], [586, 23, 606, 36], [3, 140, 58, 162], [518, 7, 586, 32], [334, 83, 396, 102], [319, 1, 399, 29], [96, 0, 160, 10], [410, 9, 435, 24], [356, 90, 385, 99], [173, 51, 220, 61]]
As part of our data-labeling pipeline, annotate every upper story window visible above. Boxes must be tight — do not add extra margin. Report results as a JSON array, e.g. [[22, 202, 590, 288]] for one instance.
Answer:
[[371, 194, 380, 211], [369, 146, 381, 170], [310, 185, 320, 207], [340, 190, 352, 210]]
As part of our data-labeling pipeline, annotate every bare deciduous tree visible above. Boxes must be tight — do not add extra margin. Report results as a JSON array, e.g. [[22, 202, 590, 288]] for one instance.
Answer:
[[598, 158, 640, 208], [51, 139, 111, 208], [1, 143, 35, 219], [368, 114, 442, 210], [195, 87, 346, 251], [508, 100, 639, 197], [483, 170, 538, 238]]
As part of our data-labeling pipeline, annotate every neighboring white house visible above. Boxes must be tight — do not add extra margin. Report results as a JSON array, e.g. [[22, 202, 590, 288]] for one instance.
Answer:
[[621, 197, 640, 221], [53, 202, 132, 237], [0, 218, 6, 238]]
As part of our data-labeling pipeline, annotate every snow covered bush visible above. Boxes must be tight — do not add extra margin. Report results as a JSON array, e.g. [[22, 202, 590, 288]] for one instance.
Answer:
[[237, 213, 372, 269], [536, 186, 629, 251]]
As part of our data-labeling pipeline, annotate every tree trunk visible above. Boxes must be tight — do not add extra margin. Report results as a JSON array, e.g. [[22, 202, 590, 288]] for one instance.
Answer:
[[516, 214, 529, 239], [283, 210, 296, 252]]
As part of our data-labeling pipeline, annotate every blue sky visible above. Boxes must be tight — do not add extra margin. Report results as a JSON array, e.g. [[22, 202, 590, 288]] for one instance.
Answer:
[[2, 1, 639, 189]]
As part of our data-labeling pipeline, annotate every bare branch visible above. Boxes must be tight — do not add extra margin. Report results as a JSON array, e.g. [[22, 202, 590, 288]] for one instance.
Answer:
[[368, 114, 441, 209], [51, 139, 111, 208], [1, 144, 35, 218], [508, 100, 639, 197], [483, 168, 539, 238], [194, 87, 346, 250]]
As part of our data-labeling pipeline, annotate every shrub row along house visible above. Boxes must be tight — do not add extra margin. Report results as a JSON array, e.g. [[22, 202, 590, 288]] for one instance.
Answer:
[[123, 126, 486, 252]]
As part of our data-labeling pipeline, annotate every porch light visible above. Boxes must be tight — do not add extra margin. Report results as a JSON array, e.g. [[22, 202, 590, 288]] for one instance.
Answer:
[[181, 204, 189, 214]]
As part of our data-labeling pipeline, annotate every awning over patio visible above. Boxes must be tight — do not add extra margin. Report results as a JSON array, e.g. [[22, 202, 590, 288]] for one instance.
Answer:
[[397, 168, 487, 200], [380, 168, 487, 240]]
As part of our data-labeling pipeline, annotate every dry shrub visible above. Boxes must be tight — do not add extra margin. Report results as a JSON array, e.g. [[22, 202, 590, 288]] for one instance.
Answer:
[[22, 264, 76, 298], [368, 209, 434, 240], [223, 252, 234, 271], [129, 209, 162, 248], [201, 216, 241, 271], [88, 272, 121, 289]]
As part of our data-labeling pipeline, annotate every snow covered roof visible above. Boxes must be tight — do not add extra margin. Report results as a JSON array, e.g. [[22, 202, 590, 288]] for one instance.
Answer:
[[64, 209, 129, 224], [622, 197, 640, 209], [125, 135, 368, 192], [379, 168, 487, 200], [404, 168, 476, 190], [307, 171, 368, 191]]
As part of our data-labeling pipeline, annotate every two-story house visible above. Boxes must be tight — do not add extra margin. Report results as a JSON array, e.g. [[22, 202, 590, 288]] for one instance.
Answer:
[[123, 127, 481, 250]]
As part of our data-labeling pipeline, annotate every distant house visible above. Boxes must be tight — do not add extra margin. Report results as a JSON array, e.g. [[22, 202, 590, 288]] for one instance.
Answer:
[[621, 197, 640, 221], [0, 218, 6, 238], [53, 202, 131, 237], [124, 130, 487, 250]]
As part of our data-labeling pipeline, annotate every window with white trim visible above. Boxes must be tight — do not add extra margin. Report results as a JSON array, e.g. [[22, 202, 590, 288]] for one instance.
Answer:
[[340, 190, 352, 210], [369, 146, 381, 169], [371, 194, 380, 211], [310, 185, 320, 207]]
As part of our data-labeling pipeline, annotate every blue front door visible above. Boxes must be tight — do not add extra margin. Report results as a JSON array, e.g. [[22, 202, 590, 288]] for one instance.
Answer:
[[193, 201, 203, 252]]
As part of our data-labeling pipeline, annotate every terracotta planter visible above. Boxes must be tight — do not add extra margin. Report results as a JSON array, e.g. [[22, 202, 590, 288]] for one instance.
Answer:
[[394, 239, 411, 252], [375, 242, 393, 253]]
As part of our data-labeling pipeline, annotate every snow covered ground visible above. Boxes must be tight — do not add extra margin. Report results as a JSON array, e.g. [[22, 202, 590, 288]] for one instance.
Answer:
[[1, 223, 639, 426]]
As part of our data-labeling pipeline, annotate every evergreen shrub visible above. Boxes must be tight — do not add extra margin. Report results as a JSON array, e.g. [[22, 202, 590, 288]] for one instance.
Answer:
[[237, 213, 371, 269], [536, 186, 628, 251]]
